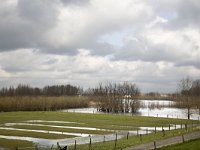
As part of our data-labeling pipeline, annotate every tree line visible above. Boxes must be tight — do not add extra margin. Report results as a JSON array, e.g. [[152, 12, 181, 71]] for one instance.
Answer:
[[0, 84, 81, 96], [175, 77, 200, 119], [87, 82, 141, 113]]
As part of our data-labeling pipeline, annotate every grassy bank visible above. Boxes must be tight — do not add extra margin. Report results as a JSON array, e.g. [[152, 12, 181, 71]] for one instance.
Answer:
[[69, 127, 200, 150], [0, 96, 89, 111], [158, 138, 200, 150]]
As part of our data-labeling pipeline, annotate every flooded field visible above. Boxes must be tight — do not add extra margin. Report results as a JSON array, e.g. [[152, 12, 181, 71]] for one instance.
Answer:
[[63, 100, 200, 120], [0, 119, 183, 147]]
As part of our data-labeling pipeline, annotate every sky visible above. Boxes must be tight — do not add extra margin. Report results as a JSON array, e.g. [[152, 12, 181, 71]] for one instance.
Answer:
[[0, 0, 200, 92]]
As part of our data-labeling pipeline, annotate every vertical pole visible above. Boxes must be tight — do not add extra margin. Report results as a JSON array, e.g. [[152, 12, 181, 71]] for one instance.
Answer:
[[154, 141, 156, 150], [127, 132, 129, 140], [89, 137, 91, 150], [169, 124, 170, 131], [103, 135, 105, 143], [155, 126, 156, 134], [175, 124, 176, 130], [181, 124, 182, 129], [182, 135, 185, 142], [185, 124, 187, 131], [137, 129, 139, 136], [75, 140, 76, 150], [146, 128, 148, 135], [140, 134, 142, 142]]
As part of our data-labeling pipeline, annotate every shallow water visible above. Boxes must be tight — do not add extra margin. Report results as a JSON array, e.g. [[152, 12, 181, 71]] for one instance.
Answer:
[[24, 120, 85, 125], [0, 127, 90, 137], [62, 100, 200, 120], [0, 124, 183, 147], [0, 134, 124, 147], [5, 123, 111, 131]]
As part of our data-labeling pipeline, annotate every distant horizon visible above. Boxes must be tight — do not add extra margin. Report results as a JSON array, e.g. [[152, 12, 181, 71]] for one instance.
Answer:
[[0, 81, 178, 93]]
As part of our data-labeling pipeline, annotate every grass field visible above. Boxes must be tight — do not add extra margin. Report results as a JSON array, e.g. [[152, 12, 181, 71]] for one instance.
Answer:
[[0, 111, 199, 149], [158, 138, 200, 150]]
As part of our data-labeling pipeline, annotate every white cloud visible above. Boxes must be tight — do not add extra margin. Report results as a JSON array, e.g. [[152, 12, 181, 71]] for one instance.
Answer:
[[0, 0, 200, 92]]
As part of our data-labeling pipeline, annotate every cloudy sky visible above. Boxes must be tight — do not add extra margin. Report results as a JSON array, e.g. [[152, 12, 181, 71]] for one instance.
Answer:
[[0, 0, 200, 92]]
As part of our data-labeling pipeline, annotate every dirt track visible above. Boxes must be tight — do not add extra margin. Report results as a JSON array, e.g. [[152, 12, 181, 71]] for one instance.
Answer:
[[124, 130, 200, 150]]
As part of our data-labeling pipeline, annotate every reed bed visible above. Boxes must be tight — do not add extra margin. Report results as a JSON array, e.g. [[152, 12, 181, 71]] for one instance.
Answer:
[[0, 96, 90, 112]]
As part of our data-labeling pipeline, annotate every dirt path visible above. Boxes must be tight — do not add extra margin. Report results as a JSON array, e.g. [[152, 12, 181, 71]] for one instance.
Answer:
[[124, 130, 200, 150]]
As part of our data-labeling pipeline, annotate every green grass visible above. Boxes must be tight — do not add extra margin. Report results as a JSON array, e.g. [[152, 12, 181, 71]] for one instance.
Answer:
[[0, 111, 199, 149], [0, 138, 33, 149], [158, 138, 200, 150], [0, 129, 73, 139], [65, 127, 200, 150]]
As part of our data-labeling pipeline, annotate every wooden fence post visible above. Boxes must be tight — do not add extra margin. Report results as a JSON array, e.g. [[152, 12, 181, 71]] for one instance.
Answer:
[[75, 140, 76, 150], [182, 135, 185, 142], [88, 137, 92, 150], [140, 134, 142, 142], [146, 128, 148, 135], [185, 124, 187, 131], [154, 141, 156, 150], [127, 132, 129, 140]]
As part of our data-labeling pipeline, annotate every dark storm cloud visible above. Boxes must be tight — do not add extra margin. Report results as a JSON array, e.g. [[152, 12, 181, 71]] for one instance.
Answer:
[[0, 0, 59, 51]]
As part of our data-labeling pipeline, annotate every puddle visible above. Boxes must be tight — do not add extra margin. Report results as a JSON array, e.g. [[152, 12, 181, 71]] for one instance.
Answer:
[[0, 127, 90, 137], [0, 134, 124, 147], [5, 123, 111, 132], [24, 120, 85, 125], [0, 124, 183, 147], [140, 125, 182, 131]]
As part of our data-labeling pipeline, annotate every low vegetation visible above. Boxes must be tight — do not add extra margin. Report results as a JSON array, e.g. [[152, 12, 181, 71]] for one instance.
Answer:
[[0, 96, 89, 112]]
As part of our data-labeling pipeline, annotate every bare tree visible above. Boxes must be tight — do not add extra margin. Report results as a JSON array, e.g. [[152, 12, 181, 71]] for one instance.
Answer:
[[177, 77, 193, 119], [93, 82, 140, 113]]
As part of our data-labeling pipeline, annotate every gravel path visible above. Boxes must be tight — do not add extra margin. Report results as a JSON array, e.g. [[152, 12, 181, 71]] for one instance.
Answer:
[[124, 130, 200, 150]]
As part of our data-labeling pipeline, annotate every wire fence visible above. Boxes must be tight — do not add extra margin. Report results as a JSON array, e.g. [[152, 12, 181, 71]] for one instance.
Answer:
[[12, 122, 199, 150]]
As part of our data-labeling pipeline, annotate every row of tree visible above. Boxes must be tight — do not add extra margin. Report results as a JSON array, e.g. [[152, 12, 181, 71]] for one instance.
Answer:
[[0, 84, 81, 96], [87, 82, 140, 113], [176, 77, 200, 119]]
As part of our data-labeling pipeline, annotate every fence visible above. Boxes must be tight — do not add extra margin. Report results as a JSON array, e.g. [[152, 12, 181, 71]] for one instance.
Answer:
[[12, 122, 198, 150]]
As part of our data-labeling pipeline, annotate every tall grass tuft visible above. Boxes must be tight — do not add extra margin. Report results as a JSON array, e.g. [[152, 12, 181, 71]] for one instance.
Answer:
[[0, 96, 89, 112]]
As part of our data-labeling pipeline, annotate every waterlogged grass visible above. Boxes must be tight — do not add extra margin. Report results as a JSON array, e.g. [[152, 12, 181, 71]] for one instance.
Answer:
[[67, 127, 200, 150], [10, 125, 112, 135], [158, 138, 200, 150], [0, 129, 73, 139], [0, 111, 198, 149]]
